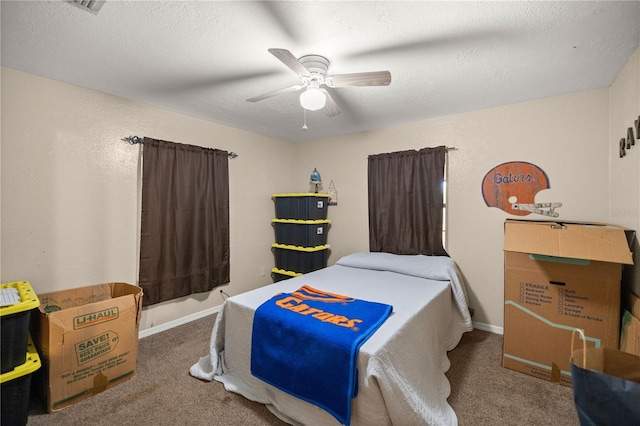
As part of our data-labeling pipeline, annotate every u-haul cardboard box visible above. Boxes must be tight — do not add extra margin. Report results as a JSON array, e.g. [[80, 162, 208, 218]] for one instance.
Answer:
[[31, 282, 143, 412], [502, 220, 633, 387]]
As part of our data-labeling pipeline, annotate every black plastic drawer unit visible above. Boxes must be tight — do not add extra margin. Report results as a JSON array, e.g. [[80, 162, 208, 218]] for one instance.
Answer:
[[272, 243, 329, 274], [272, 219, 330, 247], [272, 193, 330, 220]]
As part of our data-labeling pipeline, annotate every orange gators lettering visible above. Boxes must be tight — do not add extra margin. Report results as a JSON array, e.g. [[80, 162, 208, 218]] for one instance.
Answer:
[[312, 312, 334, 321], [299, 307, 323, 315], [290, 303, 312, 313], [275, 295, 363, 329], [342, 318, 363, 328], [326, 315, 349, 325], [275, 296, 303, 309]]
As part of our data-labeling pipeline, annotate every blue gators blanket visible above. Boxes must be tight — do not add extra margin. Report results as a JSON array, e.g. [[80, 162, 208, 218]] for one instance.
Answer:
[[251, 285, 393, 426]]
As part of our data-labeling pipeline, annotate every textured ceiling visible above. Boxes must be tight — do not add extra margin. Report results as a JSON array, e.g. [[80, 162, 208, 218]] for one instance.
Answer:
[[2, 1, 639, 143]]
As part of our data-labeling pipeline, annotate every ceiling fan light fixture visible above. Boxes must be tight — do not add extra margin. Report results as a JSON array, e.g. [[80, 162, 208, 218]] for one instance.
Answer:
[[300, 87, 326, 111]]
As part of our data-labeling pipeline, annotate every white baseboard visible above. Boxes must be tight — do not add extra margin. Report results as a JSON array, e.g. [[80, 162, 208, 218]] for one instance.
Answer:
[[473, 321, 504, 335], [139, 304, 223, 339]]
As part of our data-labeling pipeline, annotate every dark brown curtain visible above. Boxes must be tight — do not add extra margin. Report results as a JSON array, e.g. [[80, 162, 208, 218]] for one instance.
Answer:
[[368, 146, 448, 256], [139, 138, 230, 306]]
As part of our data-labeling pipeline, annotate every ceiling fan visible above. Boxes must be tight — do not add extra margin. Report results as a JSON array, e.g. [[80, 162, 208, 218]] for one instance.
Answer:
[[246, 48, 391, 117]]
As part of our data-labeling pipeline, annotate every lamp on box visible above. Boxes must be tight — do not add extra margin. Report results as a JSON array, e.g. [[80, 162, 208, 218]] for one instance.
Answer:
[[310, 168, 322, 193]]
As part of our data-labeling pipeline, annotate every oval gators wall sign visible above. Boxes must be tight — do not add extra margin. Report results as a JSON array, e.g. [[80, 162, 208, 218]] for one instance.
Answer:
[[481, 161, 561, 217]]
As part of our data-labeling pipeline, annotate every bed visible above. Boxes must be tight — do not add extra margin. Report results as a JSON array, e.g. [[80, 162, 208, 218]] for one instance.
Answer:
[[190, 252, 473, 425]]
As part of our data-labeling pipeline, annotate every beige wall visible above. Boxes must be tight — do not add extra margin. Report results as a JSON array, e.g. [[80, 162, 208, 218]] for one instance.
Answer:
[[294, 83, 619, 329], [608, 48, 640, 294], [0, 67, 295, 330], [2, 44, 638, 332]]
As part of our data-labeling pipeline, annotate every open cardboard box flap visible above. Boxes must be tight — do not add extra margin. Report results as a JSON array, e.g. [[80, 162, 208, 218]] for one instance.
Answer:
[[504, 219, 633, 265]]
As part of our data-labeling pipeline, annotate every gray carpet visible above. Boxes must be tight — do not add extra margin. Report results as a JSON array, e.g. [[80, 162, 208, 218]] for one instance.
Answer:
[[26, 314, 579, 425]]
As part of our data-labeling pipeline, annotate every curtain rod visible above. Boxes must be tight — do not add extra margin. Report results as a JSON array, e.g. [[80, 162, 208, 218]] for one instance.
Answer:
[[122, 136, 238, 159], [123, 135, 454, 157]]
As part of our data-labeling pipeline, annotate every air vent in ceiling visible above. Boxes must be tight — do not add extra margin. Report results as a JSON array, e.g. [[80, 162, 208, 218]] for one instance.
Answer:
[[66, 0, 105, 14]]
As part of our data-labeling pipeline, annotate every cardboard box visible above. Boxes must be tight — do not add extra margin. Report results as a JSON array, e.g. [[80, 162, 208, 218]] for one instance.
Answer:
[[621, 310, 640, 356], [502, 220, 634, 386], [625, 290, 640, 318], [621, 291, 640, 356], [31, 282, 143, 412]]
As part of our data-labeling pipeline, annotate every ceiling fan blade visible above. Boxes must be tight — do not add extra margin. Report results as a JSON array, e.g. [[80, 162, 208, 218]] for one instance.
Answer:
[[246, 84, 305, 102], [268, 48, 311, 77], [322, 89, 341, 117], [328, 71, 391, 88]]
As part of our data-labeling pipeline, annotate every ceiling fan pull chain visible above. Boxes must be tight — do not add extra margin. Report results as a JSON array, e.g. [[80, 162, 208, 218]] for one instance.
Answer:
[[302, 108, 308, 131]]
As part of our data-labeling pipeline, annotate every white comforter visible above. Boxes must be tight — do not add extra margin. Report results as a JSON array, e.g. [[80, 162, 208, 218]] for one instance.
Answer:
[[190, 252, 473, 425]]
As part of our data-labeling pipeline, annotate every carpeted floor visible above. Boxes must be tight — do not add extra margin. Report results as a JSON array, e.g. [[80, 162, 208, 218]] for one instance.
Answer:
[[446, 328, 578, 425], [26, 314, 579, 425]]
